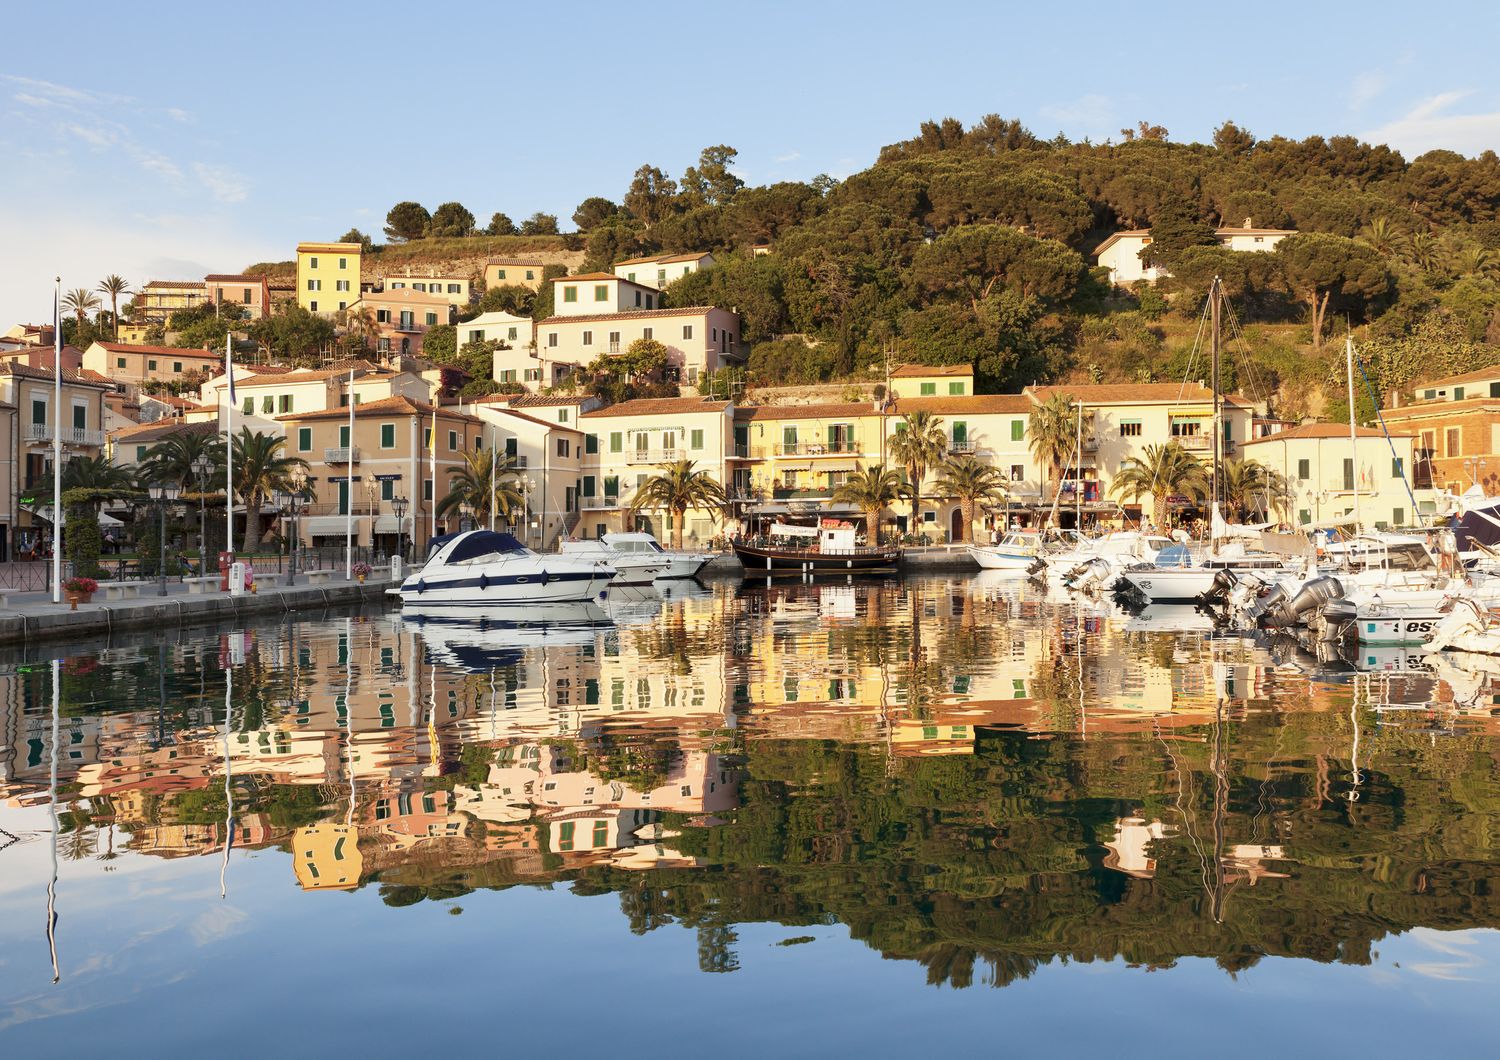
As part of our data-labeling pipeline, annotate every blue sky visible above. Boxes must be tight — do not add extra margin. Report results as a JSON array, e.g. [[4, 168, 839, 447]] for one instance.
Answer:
[[2, 0, 1498, 327]]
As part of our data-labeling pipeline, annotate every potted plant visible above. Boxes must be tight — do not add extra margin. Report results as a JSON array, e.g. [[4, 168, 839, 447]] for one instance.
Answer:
[[62, 576, 99, 609], [352, 561, 372, 584]]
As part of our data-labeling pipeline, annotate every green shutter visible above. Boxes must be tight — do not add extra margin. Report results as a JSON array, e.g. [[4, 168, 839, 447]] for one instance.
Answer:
[[610, 432, 622, 453], [1011, 419, 1024, 441], [298, 427, 311, 451], [691, 429, 704, 450]]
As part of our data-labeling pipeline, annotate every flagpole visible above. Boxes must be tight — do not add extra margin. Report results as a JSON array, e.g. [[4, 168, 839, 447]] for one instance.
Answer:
[[429, 403, 437, 547], [51, 279, 62, 604], [225, 332, 235, 568], [345, 366, 354, 579]]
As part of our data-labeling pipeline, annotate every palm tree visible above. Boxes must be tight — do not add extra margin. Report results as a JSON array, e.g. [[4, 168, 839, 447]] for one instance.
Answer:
[[62, 288, 101, 328], [437, 448, 523, 527], [1110, 441, 1209, 528], [628, 459, 726, 548], [1219, 457, 1288, 522], [344, 304, 382, 353], [1456, 245, 1499, 280], [888, 410, 948, 528], [1358, 217, 1403, 258], [933, 455, 1009, 543], [232, 428, 308, 552], [97, 275, 130, 339], [1404, 230, 1446, 274], [141, 431, 225, 490], [61, 453, 136, 493], [831, 464, 911, 543], [1028, 392, 1077, 522]]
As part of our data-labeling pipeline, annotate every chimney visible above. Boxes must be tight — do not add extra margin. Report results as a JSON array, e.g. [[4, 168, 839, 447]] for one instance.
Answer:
[[1243, 216, 1253, 229]]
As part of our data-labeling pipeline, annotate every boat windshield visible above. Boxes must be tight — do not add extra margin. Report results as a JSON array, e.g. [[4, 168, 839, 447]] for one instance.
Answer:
[[1154, 543, 1193, 568], [441, 531, 528, 564]]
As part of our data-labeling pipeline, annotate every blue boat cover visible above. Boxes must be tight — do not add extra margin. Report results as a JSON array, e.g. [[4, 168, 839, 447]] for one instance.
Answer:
[[431, 530, 527, 562]]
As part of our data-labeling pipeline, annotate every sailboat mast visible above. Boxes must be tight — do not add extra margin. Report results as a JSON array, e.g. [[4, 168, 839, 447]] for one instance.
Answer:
[[1346, 335, 1361, 533], [1210, 277, 1222, 526]]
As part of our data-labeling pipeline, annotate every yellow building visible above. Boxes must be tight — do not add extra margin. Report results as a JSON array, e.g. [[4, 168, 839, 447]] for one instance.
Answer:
[[296, 241, 362, 316], [887, 363, 973, 399], [136, 280, 207, 324], [483, 258, 545, 292], [381, 271, 473, 308], [1240, 422, 1420, 529], [292, 823, 363, 890], [734, 401, 888, 506]]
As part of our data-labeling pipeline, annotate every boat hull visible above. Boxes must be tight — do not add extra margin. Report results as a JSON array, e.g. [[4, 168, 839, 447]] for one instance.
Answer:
[[399, 568, 612, 605], [1119, 568, 1221, 604], [733, 542, 901, 575], [968, 545, 1036, 571]]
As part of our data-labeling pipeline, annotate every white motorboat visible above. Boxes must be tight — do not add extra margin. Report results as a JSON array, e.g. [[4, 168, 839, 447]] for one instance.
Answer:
[[602, 531, 714, 579], [403, 601, 613, 662], [968, 531, 1044, 572], [559, 536, 671, 586], [1120, 540, 1295, 605], [1423, 597, 1500, 656], [398, 530, 615, 606]]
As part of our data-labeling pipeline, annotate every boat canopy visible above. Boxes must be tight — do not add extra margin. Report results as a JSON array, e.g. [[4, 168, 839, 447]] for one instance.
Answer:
[[430, 530, 528, 562], [1154, 543, 1193, 568]]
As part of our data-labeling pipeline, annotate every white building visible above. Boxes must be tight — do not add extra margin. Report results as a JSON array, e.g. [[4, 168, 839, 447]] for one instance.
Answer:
[[612, 251, 714, 290], [552, 273, 662, 317], [536, 306, 744, 387], [1094, 219, 1296, 285]]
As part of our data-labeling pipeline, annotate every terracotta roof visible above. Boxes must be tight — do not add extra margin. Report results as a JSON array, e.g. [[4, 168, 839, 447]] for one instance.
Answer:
[[891, 363, 973, 378], [99, 341, 220, 359], [495, 394, 585, 408], [142, 279, 206, 289], [894, 394, 1033, 415], [486, 257, 545, 267], [1094, 227, 1295, 256], [490, 407, 584, 435], [1383, 396, 1500, 418], [582, 398, 730, 419], [1026, 382, 1255, 408], [0, 362, 114, 387], [224, 359, 382, 386], [204, 274, 268, 283], [145, 394, 196, 408], [558, 272, 641, 284], [538, 305, 727, 326], [353, 288, 450, 305], [613, 251, 712, 267], [296, 242, 361, 253], [241, 364, 297, 375], [1410, 365, 1500, 390], [735, 402, 875, 421], [1241, 422, 1413, 444], [276, 395, 481, 424], [110, 418, 219, 443], [77, 369, 114, 384]]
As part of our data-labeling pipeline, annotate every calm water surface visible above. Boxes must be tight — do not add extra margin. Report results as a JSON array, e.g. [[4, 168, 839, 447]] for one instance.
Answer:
[[3, 574, 1500, 1057]]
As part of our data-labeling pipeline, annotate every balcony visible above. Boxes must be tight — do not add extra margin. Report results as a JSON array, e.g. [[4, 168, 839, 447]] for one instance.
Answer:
[[607, 342, 622, 355], [505, 454, 529, 469], [580, 492, 621, 510], [626, 448, 682, 464], [1176, 435, 1212, 451], [394, 318, 423, 333], [773, 440, 860, 457], [325, 447, 361, 464], [26, 424, 104, 447], [947, 438, 976, 454]]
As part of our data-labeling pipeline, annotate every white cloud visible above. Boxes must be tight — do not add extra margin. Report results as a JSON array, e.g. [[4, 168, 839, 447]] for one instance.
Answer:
[[1362, 91, 1500, 157], [1349, 70, 1386, 111], [774, 150, 801, 163], [166, 107, 190, 123], [1040, 93, 1112, 128], [62, 122, 114, 148], [192, 162, 248, 203]]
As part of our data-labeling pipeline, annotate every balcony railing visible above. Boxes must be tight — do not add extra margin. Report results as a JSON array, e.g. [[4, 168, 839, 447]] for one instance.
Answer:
[[771, 440, 860, 457], [1175, 435, 1212, 451], [301, 501, 380, 517], [325, 447, 361, 464], [394, 318, 423, 333], [26, 424, 104, 447], [947, 438, 976, 454]]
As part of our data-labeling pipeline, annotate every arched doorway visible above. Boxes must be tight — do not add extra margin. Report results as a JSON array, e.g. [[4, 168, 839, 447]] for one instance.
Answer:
[[949, 506, 965, 542]]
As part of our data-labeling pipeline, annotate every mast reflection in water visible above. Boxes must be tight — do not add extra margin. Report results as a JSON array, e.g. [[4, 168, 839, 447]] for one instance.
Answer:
[[2, 575, 1500, 1054]]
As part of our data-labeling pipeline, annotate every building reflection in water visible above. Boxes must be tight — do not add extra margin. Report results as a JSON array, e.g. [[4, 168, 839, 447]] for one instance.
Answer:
[[4, 575, 1500, 986]]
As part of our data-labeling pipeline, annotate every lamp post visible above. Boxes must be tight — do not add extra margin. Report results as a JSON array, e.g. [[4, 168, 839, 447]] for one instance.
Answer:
[[392, 495, 409, 563], [279, 468, 308, 586], [148, 481, 180, 596], [191, 453, 213, 577]]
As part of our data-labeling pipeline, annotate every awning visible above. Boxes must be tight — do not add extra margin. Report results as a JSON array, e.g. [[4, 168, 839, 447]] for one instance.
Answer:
[[817, 459, 859, 472], [776, 461, 812, 471], [1170, 407, 1214, 417], [29, 506, 123, 527], [374, 516, 401, 534], [305, 515, 363, 535]]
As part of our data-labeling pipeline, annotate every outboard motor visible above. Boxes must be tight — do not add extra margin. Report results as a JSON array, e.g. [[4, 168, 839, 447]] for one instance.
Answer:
[[1246, 582, 1289, 625], [1203, 568, 1238, 603], [1065, 556, 1113, 594], [1264, 575, 1344, 629], [1318, 596, 1359, 642]]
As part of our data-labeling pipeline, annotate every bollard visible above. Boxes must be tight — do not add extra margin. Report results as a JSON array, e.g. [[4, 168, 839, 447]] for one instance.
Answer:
[[391, 555, 404, 581], [229, 562, 246, 597]]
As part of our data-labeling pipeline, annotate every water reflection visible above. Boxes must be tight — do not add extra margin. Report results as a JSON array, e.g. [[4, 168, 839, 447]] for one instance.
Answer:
[[4, 577, 1500, 1000]]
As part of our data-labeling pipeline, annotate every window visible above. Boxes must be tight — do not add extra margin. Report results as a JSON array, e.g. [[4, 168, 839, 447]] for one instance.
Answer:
[[1454, 387, 1466, 400], [1446, 427, 1461, 456], [1491, 381, 1500, 398], [558, 821, 575, 851], [136, 445, 147, 461], [683, 324, 694, 340], [495, 269, 506, 280], [610, 432, 622, 453], [1393, 507, 1405, 525], [468, 330, 483, 344], [173, 361, 182, 373], [1392, 457, 1404, 478], [336, 280, 350, 292], [116, 357, 126, 368], [609, 331, 620, 349], [424, 312, 437, 326], [380, 423, 395, 449], [1342, 458, 1355, 491], [1010, 464, 1025, 481], [1297, 458, 1310, 480], [1010, 419, 1025, 442], [279, 395, 293, 414], [558, 409, 569, 423], [447, 430, 458, 451], [148, 359, 158, 371], [1299, 508, 1311, 525], [642, 327, 653, 340], [297, 427, 311, 452], [949, 381, 964, 395], [691, 429, 704, 450], [557, 438, 569, 457], [646, 295, 654, 309], [585, 433, 598, 454], [594, 285, 608, 302], [583, 330, 593, 346], [562, 286, 578, 303], [309, 301, 317, 312], [243, 287, 252, 302], [507, 327, 518, 340], [634, 290, 642, 307], [338, 257, 347, 269], [309, 257, 318, 269], [261, 396, 274, 414], [920, 382, 936, 395], [582, 475, 595, 498], [447, 284, 460, 294], [604, 475, 619, 497], [525, 269, 534, 280], [1119, 419, 1142, 437], [307, 279, 320, 291], [71, 404, 85, 430], [547, 333, 558, 348], [424, 479, 432, 500]]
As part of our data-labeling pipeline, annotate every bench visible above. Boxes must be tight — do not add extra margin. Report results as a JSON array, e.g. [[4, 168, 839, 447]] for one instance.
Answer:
[[303, 569, 340, 585], [182, 576, 219, 595], [96, 580, 145, 601]]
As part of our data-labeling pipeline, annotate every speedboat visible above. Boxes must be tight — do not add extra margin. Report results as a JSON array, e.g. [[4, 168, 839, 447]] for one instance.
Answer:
[[601, 531, 713, 579], [968, 531, 1043, 572], [558, 537, 670, 586], [1119, 541, 1294, 605], [398, 530, 615, 606]]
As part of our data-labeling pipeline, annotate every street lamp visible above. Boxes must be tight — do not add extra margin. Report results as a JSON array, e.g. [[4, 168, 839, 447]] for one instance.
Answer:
[[277, 468, 309, 586], [191, 453, 213, 577], [148, 481, 181, 596], [391, 494, 408, 563]]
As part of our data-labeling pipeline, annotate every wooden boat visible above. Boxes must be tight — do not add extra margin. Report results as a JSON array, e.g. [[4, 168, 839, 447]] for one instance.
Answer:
[[733, 521, 900, 576]]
